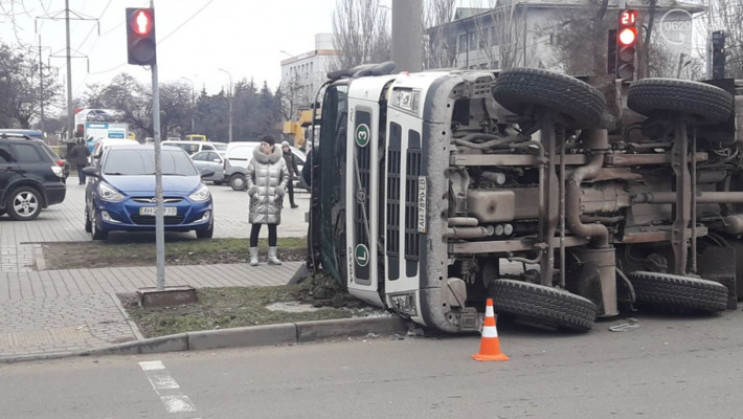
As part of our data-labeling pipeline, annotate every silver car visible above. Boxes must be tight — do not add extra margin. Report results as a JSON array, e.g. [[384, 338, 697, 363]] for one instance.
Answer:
[[190, 151, 224, 185]]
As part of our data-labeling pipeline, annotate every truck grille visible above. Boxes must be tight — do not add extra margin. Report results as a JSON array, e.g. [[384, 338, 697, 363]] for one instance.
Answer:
[[404, 131, 421, 277], [386, 123, 402, 280]]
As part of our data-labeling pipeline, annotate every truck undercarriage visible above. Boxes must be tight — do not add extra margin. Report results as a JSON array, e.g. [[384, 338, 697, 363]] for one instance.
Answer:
[[308, 64, 743, 333]]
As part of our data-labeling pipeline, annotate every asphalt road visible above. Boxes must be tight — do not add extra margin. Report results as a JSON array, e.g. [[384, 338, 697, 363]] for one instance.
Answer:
[[3, 309, 743, 418]]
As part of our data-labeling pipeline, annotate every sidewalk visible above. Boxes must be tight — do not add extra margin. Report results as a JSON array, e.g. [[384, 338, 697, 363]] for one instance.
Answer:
[[0, 261, 301, 361]]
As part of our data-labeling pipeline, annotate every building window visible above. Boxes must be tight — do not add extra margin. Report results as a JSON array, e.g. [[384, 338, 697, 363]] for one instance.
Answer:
[[459, 33, 467, 53], [469, 32, 477, 51]]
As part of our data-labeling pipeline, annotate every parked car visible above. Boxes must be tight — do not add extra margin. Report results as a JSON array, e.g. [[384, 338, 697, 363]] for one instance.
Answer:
[[190, 150, 224, 185], [83, 144, 214, 240], [0, 129, 70, 181], [222, 142, 305, 191], [0, 132, 67, 220]]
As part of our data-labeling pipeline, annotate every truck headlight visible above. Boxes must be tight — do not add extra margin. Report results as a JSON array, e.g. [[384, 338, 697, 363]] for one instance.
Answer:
[[389, 293, 417, 317]]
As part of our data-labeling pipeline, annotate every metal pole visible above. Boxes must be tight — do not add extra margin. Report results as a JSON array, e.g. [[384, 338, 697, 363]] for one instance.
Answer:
[[38, 35, 45, 133], [151, 0, 165, 290], [391, 0, 423, 72], [65, 0, 72, 141], [219, 68, 233, 142]]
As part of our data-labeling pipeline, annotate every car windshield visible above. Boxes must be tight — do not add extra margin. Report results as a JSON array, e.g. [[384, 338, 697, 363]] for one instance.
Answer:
[[213, 143, 227, 151], [103, 148, 198, 176]]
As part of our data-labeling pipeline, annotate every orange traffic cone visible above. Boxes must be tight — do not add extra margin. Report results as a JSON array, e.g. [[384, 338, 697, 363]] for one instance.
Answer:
[[472, 298, 509, 362]]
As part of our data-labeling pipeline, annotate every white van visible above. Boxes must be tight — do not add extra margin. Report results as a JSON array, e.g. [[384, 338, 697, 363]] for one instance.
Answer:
[[161, 140, 227, 156]]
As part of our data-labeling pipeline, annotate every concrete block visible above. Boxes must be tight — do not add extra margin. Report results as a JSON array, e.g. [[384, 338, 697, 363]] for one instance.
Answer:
[[136, 286, 197, 307], [187, 324, 297, 350], [295, 316, 408, 342]]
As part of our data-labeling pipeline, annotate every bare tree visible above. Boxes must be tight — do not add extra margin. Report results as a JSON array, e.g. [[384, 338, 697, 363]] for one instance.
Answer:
[[472, 2, 525, 69], [549, 0, 611, 76], [424, 0, 457, 69], [332, 0, 391, 69]]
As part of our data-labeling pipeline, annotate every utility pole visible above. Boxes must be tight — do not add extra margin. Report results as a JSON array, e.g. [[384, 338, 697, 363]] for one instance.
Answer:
[[391, 0, 423, 72], [38, 35, 46, 133], [65, 0, 72, 143], [35, 3, 98, 142], [218, 68, 233, 142]]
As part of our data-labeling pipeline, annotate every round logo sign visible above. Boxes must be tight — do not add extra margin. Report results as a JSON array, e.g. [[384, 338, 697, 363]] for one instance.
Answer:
[[355, 124, 370, 148], [659, 9, 693, 46], [354, 244, 369, 267]]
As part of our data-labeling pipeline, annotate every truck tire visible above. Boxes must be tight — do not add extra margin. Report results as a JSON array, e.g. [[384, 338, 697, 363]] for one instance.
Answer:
[[627, 78, 733, 124], [488, 279, 597, 332], [493, 67, 607, 129], [229, 174, 246, 191], [627, 271, 728, 312]]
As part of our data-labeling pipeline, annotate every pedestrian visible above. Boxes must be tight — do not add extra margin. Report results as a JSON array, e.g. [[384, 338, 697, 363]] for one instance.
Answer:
[[69, 138, 91, 185], [281, 141, 300, 208], [246, 135, 289, 266]]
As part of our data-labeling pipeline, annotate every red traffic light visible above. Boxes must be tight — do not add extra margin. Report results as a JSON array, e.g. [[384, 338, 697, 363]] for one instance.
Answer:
[[130, 9, 153, 36], [618, 27, 637, 47], [126, 8, 156, 66]]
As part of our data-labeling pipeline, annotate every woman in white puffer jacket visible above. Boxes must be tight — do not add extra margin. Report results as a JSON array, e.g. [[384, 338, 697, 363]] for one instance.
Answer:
[[246, 135, 289, 265]]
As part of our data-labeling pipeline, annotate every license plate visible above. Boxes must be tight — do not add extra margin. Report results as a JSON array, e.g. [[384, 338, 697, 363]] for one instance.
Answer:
[[139, 206, 177, 216]]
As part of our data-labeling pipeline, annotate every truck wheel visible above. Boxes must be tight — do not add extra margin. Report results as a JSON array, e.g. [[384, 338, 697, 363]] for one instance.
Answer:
[[627, 78, 733, 124], [229, 174, 246, 191], [488, 279, 597, 332], [627, 271, 728, 312], [6, 186, 43, 221], [493, 67, 607, 129]]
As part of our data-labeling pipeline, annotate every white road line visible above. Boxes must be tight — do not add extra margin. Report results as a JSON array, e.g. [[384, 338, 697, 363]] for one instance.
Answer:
[[139, 360, 197, 414]]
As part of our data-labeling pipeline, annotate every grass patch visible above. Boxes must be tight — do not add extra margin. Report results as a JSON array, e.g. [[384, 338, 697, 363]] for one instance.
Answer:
[[42, 237, 307, 269], [121, 279, 382, 338]]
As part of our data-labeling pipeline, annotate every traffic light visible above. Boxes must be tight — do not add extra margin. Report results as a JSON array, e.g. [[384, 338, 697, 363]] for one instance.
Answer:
[[712, 30, 726, 79], [126, 8, 157, 66], [616, 9, 638, 81]]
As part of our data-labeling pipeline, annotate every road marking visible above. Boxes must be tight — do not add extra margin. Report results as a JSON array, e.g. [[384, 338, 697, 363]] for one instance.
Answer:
[[139, 360, 197, 414]]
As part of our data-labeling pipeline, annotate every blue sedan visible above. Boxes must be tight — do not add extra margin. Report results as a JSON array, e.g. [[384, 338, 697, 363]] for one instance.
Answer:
[[83, 144, 214, 240]]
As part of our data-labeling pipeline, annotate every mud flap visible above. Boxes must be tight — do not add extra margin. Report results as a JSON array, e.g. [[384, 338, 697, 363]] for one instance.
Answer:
[[697, 245, 737, 309]]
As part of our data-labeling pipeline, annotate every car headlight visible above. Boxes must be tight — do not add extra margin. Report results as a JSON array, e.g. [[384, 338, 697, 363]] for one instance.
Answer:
[[97, 182, 125, 202], [189, 183, 211, 202]]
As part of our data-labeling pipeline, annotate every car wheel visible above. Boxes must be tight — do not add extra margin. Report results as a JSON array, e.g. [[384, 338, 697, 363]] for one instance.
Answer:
[[627, 271, 728, 313], [488, 279, 597, 332], [196, 219, 214, 239], [84, 208, 92, 233], [6, 186, 43, 221], [627, 78, 734, 125], [493, 67, 607, 129], [91, 212, 108, 240], [0, 209, 5, 217], [229, 174, 246, 191]]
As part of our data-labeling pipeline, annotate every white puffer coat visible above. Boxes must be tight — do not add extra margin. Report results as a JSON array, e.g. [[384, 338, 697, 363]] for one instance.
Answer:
[[246, 145, 289, 224]]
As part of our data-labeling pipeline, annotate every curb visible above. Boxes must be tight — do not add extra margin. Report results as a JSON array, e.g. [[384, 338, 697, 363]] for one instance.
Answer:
[[22, 315, 408, 361]]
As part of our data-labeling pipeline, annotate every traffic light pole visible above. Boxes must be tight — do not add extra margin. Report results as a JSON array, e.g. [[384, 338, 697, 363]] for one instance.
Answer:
[[149, 0, 165, 291]]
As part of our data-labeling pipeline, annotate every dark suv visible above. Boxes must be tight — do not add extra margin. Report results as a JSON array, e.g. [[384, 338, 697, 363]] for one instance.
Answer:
[[0, 133, 67, 220]]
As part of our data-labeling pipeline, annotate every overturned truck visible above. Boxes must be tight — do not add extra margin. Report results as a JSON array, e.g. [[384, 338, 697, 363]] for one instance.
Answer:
[[306, 63, 743, 333]]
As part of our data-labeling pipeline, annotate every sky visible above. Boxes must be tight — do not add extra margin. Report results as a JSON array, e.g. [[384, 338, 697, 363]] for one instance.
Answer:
[[0, 0, 393, 104]]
